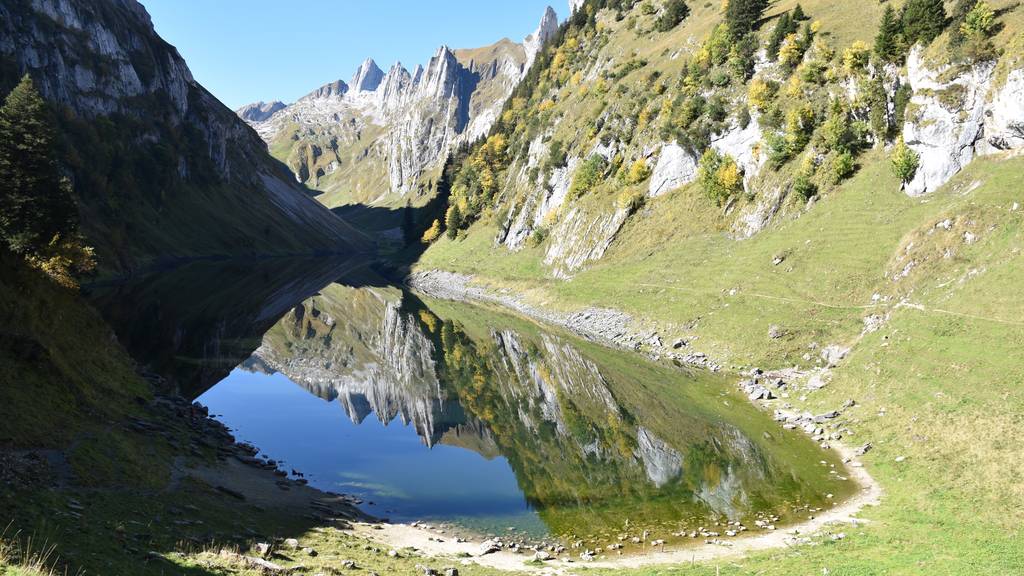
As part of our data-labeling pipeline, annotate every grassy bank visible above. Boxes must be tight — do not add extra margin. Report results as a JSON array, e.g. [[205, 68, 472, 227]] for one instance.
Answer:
[[416, 152, 1024, 574]]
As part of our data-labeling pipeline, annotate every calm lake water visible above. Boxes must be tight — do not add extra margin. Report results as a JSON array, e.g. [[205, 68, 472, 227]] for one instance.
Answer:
[[91, 258, 854, 543]]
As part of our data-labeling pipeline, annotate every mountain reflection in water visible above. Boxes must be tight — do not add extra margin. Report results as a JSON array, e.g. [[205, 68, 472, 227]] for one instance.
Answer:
[[90, 260, 853, 541]]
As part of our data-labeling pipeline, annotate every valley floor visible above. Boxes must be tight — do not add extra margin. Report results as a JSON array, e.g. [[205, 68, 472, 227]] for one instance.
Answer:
[[5, 155, 1023, 575]]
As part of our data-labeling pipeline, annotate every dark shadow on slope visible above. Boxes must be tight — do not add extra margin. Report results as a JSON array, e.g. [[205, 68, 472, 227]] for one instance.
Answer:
[[330, 169, 452, 281], [85, 255, 395, 399]]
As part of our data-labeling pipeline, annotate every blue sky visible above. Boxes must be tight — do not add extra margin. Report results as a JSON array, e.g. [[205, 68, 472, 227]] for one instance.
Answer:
[[140, 0, 563, 110]]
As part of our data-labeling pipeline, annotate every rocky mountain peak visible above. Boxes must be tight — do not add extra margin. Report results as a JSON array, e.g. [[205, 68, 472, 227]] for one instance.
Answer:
[[304, 79, 348, 100], [418, 45, 461, 100], [525, 6, 560, 67], [235, 100, 286, 122], [377, 61, 414, 111], [350, 57, 384, 92]]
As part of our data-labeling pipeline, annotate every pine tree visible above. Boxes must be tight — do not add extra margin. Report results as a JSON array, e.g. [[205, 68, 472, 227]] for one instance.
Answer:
[[725, 0, 770, 39], [655, 0, 690, 32], [874, 5, 903, 63], [444, 203, 462, 240], [767, 12, 793, 60], [0, 75, 78, 256], [902, 0, 948, 46], [792, 3, 807, 21]]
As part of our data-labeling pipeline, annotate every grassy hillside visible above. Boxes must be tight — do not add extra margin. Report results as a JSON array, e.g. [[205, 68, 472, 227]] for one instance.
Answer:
[[413, 0, 1024, 573]]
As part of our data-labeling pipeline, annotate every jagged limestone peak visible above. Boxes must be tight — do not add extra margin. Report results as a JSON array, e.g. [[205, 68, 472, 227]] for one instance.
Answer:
[[524, 6, 559, 67], [350, 57, 384, 92]]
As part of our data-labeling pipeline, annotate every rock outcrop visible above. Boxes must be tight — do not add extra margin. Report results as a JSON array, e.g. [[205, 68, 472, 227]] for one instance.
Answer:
[[0, 0, 360, 271], [524, 6, 560, 69], [544, 206, 630, 279], [648, 143, 698, 197], [980, 68, 1024, 153], [902, 47, 1024, 196], [236, 100, 286, 122], [350, 58, 384, 93], [902, 47, 996, 196]]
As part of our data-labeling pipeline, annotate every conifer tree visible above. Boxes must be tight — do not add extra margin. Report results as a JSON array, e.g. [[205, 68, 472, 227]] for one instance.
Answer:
[[0, 75, 77, 256], [902, 0, 948, 46], [725, 0, 770, 39], [767, 12, 793, 60], [874, 5, 903, 63]]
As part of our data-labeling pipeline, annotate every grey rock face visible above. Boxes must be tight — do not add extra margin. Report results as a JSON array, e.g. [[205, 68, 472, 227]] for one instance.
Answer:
[[648, 143, 698, 197], [635, 428, 683, 487], [305, 79, 349, 100], [980, 69, 1024, 153], [350, 58, 385, 92], [524, 6, 559, 69], [544, 206, 630, 278], [236, 100, 286, 122], [902, 46, 1024, 197]]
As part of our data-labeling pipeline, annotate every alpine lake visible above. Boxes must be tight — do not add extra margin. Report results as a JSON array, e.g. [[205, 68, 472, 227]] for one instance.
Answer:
[[87, 256, 854, 550]]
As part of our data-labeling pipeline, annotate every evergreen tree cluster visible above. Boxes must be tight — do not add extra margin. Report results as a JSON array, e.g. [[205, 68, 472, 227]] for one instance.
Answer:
[[767, 4, 808, 60], [655, 0, 690, 32], [874, 0, 956, 64], [0, 75, 94, 286], [0, 75, 76, 255], [725, 0, 771, 39]]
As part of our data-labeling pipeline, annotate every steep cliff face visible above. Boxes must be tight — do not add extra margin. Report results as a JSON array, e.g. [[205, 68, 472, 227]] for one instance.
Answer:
[[238, 6, 560, 207], [0, 0, 362, 272]]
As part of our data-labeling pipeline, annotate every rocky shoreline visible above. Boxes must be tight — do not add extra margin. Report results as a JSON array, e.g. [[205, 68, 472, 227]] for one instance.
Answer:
[[407, 269, 721, 371]]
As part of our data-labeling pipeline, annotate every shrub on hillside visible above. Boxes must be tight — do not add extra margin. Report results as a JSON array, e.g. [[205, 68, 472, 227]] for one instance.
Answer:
[[792, 170, 817, 200], [655, 0, 690, 32], [891, 137, 921, 184], [617, 188, 646, 213], [569, 154, 608, 199], [421, 219, 442, 243], [625, 159, 652, 184], [843, 41, 871, 74], [698, 149, 743, 205], [828, 151, 856, 184]]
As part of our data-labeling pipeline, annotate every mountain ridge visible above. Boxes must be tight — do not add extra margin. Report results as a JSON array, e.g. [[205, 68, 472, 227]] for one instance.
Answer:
[[236, 5, 560, 207]]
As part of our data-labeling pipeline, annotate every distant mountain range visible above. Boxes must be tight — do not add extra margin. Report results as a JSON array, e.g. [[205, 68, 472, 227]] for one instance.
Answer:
[[236, 6, 560, 207]]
